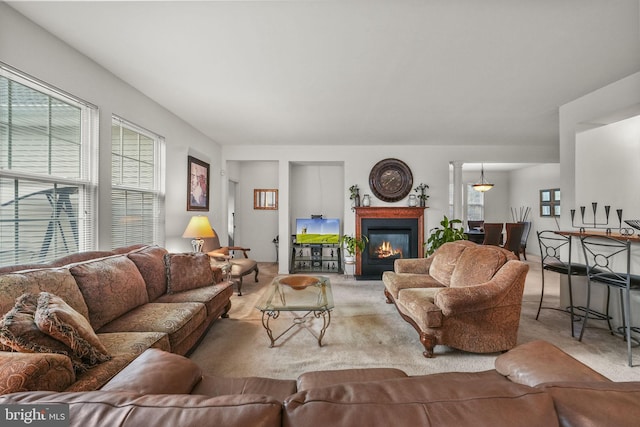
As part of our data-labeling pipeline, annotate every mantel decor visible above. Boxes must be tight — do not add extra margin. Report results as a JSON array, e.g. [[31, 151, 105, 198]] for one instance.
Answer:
[[187, 155, 210, 211], [368, 158, 413, 202]]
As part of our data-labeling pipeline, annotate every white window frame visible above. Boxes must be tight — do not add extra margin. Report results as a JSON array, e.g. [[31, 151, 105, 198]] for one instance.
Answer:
[[0, 62, 98, 267], [111, 115, 165, 248]]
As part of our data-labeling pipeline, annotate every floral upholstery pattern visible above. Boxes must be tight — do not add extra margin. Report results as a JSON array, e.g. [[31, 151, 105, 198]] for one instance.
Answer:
[[128, 246, 169, 301], [65, 354, 136, 392], [97, 302, 207, 353], [165, 253, 214, 294], [35, 292, 110, 366], [0, 268, 89, 320], [70, 255, 149, 330], [155, 283, 233, 320], [0, 352, 75, 394], [98, 332, 171, 355]]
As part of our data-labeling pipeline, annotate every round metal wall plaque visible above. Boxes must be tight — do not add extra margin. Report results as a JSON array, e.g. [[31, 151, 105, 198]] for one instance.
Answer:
[[368, 158, 413, 202]]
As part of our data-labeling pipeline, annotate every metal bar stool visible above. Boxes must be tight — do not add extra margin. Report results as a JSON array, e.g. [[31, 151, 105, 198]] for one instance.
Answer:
[[536, 230, 588, 337], [579, 235, 640, 367]]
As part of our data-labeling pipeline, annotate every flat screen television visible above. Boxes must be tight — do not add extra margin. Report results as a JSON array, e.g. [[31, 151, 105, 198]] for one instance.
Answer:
[[295, 218, 340, 244]]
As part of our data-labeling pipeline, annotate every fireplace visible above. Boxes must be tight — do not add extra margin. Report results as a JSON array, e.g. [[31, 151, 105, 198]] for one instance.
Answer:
[[355, 207, 425, 279]]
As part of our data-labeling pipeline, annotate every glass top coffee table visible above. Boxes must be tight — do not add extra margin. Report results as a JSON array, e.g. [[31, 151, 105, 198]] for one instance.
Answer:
[[255, 275, 334, 347]]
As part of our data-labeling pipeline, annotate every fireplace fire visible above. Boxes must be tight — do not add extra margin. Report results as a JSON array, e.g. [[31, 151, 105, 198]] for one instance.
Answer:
[[374, 241, 403, 259]]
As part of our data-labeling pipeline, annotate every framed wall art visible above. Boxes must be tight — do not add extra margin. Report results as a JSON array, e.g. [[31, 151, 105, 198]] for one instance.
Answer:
[[540, 188, 560, 217], [187, 155, 210, 211], [254, 189, 278, 210]]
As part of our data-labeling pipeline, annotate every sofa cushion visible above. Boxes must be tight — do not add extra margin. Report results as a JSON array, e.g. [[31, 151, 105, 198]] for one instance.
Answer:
[[284, 370, 558, 427], [0, 268, 89, 320], [382, 271, 444, 300], [428, 241, 471, 286], [449, 245, 511, 288], [165, 253, 214, 294], [193, 376, 297, 402], [98, 332, 171, 356], [0, 294, 76, 362], [395, 288, 443, 328], [102, 349, 202, 395], [155, 282, 233, 318], [97, 302, 207, 353], [539, 381, 640, 427], [70, 255, 149, 330], [0, 351, 75, 395], [34, 292, 110, 367], [0, 391, 283, 427], [128, 246, 169, 301], [296, 368, 408, 392]]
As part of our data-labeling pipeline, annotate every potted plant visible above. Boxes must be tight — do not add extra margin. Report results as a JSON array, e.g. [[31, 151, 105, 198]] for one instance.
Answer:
[[349, 185, 360, 210], [425, 215, 467, 256], [340, 234, 369, 262], [414, 183, 429, 207]]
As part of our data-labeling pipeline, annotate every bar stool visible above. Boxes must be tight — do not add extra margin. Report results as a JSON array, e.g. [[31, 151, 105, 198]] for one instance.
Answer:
[[536, 231, 588, 337], [579, 235, 640, 367]]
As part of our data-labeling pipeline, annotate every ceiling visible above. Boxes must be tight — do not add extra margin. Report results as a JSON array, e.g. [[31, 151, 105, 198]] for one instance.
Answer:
[[7, 1, 640, 149]]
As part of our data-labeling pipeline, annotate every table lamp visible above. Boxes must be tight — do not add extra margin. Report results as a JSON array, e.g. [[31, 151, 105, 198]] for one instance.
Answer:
[[182, 216, 215, 252]]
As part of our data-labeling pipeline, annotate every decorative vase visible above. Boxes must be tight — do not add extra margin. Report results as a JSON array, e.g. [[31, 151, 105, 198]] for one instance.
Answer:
[[420, 198, 426, 207], [354, 193, 361, 207], [362, 194, 371, 207], [408, 194, 417, 207]]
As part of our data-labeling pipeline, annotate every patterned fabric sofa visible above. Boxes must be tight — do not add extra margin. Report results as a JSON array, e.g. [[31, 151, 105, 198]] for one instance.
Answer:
[[0, 245, 233, 394], [1, 340, 638, 427], [383, 240, 529, 357]]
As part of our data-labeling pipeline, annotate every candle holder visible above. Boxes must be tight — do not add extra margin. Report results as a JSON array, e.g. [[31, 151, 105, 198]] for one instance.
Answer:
[[570, 203, 633, 235]]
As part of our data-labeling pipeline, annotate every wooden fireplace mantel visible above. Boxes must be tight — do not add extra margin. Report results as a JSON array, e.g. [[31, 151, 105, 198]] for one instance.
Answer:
[[355, 207, 426, 275]]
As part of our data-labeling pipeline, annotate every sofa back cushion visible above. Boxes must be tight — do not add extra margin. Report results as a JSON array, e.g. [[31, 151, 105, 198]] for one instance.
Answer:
[[449, 245, 511, 288], [128, 246, 169, 301], [0, 268, 89, 320], [428, 241, 472, 286], [165, 253, 214, 294], [284, 371, 559, 427], [70, 255, 149, 330]]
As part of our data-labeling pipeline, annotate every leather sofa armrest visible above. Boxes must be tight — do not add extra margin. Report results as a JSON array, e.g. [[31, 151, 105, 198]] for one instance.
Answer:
[[495, 340, 610, 387], [394, 257, 433, 274], [101, 348, 203, 394]]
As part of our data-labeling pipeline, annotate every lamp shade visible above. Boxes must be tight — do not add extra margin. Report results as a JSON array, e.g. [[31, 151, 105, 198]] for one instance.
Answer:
[[182, 216, 215, 239], [472, 164, 494, 192]]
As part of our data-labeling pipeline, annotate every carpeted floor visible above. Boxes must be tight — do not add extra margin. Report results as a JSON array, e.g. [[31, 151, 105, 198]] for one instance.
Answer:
[[189, 258, 640, 381]]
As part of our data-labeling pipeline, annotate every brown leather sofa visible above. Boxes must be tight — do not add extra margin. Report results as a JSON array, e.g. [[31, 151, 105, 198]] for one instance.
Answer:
[[383, 240, 529, 357], [0, 245, 232, 394], [1, 340, 637, 427]]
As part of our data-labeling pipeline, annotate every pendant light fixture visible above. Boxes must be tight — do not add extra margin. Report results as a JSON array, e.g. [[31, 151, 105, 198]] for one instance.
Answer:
[[472, 164, 494, 192]]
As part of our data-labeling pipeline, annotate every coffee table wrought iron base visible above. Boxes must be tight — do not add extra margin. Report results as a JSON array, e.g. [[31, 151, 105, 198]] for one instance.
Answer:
[[260, 309, 332, 347]]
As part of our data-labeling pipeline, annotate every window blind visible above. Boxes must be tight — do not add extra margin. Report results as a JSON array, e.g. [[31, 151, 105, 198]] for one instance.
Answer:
[[111, 116, 165, 248], [0, 63, 98, 267]]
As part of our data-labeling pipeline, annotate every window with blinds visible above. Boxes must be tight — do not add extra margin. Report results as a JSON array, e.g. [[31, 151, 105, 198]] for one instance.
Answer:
[[0, 64, 98, 267], [111, 117, 165, 248]]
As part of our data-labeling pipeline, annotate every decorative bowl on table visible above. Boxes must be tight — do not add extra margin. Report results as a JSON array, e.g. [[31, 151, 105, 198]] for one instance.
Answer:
[[279, 275, 320, 290], [624, 220, 640, 231]]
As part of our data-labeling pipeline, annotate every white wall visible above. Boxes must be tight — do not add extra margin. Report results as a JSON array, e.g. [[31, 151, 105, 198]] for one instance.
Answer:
[[0, 3, 223, 253]]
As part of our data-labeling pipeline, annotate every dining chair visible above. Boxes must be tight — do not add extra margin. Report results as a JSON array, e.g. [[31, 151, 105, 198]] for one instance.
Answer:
[[467, 220, 484, 231], [519, 221, 532, 260], [536, 230, 588, 337], [502, 223, 524, 258], [579, 235, 640, 367], [482, 223, 503, 246]]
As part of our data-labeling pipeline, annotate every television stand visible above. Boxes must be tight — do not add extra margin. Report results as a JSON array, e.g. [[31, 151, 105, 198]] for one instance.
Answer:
[[290, 242, 342, 274]]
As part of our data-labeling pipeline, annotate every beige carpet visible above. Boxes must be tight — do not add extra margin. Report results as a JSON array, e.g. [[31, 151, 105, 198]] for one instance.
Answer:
[[189, 258, 640, 382]]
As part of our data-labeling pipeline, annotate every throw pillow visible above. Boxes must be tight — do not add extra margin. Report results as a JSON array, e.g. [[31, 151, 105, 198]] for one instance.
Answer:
[[165, 252, 214, 294], [34, 292, 111, 367], [0, 294, 80, 368]]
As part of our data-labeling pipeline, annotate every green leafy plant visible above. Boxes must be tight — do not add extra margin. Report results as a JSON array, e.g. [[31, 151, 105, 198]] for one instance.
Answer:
[[425, 216, 467, 256], [340, 234, 369, 257], [414, 183, 429, 202], [348, 185, 360, 200]]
